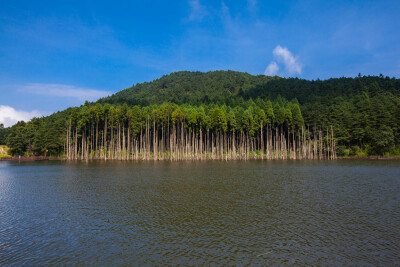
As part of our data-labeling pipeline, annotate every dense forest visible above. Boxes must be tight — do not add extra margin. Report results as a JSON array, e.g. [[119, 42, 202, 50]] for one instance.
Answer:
[[1, 71, 399, 158], [0, 123, 9, 146]]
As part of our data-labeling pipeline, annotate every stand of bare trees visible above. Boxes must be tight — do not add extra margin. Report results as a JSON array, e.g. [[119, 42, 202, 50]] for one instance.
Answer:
[[65, 113, 336, 161]]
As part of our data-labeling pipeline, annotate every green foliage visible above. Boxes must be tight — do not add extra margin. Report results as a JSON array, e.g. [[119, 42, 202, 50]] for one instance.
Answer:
[[4, 71, 400, 156], [336, 145, 350, 157], [0, 123, 10, 145], [211, 108, 228, 132], [369, 126, 395, 155], [7, 121, 28, 155], [99, 70, 277, 106]]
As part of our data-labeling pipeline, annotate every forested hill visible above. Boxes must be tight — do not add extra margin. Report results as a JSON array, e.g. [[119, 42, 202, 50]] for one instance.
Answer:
[[97, 71, 400, 156], [1, 70, 400, 157], [98, 71, 278, 106], [98, 70, 400, 106]]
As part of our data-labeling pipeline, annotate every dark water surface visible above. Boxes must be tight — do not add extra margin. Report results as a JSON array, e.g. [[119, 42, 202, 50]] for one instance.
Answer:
[[0, 160, 399, 265]]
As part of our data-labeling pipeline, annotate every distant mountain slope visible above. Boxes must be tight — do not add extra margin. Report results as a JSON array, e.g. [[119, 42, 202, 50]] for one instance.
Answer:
[[243, 75, 400, 104], [98, 70, 400, 106], [98, 70, 278, 105]]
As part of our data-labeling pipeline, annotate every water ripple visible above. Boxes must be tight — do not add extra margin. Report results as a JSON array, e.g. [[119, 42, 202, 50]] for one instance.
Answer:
[[0, 160, 399, 265]]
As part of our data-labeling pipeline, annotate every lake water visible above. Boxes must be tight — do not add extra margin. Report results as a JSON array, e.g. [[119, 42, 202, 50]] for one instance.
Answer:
[[0, 160, 399, 265]]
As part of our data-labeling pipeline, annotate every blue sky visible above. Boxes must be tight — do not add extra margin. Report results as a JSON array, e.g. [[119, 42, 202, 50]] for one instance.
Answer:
[[1, 0, 399, 126]]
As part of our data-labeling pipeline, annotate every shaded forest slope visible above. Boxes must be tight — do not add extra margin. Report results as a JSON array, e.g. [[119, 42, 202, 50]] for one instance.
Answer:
[[99, 70, 399, 107]]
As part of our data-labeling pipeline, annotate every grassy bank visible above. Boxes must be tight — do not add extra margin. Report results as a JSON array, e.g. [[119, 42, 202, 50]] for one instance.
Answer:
[[337, 155, 400, 160], [0, 145, 10, 158]]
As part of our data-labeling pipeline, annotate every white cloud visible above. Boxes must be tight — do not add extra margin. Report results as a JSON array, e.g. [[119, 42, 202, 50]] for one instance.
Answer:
[[0, 105, 42, 127], [188, 0, 208, 21], [273, 45, 302, 74], [264, 45, 303, 76], [21, 83, 112, 101], [264, 61, 279, 75]]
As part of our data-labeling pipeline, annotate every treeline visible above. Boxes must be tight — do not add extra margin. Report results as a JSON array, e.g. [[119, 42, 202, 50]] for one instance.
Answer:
[[0, 123, 9, 146], [4, 99, 336, 160], [4, 113, 67, 156], [99, 71, 400, 156], [1, 71, 399, 157], [301, 88, 400, 156], [244, 75, 400, 155]]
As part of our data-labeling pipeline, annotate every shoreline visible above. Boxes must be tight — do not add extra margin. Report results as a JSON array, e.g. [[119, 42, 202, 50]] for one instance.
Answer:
[[337, 156, 400, 160], [1, 156, 399, 161], [0, 157, 49, 161]]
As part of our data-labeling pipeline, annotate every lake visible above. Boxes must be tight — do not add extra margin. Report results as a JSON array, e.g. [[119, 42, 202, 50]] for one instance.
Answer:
[[0, 160, 399, 265]]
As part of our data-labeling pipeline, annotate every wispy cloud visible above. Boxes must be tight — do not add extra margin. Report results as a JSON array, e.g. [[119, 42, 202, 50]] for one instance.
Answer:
[[265, 45, 303, 76], [264, 61, 279, 76], [0, 105, 42, 127], [188, 0, 208, 22], [273, 45, 302, 74], [3, 16, 137, 69], [21, 83, 112, 101]]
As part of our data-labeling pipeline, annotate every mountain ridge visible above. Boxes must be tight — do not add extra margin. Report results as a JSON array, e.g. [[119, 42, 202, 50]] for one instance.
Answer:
[[98, 70, 400, 106]]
